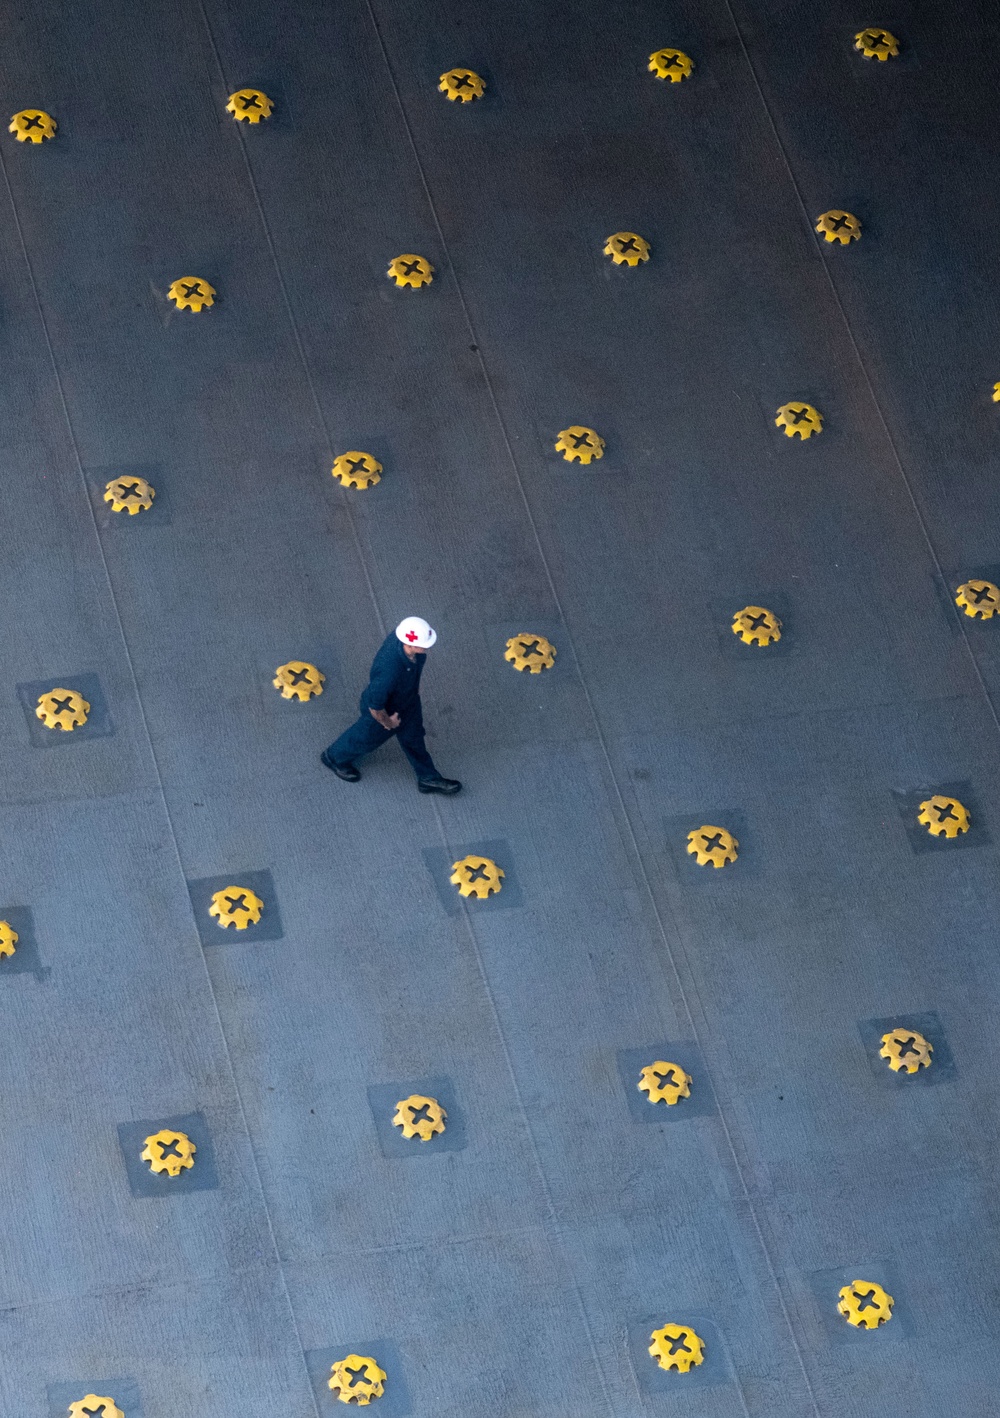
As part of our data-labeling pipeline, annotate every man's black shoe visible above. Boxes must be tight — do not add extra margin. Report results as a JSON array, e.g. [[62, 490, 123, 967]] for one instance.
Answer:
[[321, 752, 360, 782], [418, 776, 462, 795]]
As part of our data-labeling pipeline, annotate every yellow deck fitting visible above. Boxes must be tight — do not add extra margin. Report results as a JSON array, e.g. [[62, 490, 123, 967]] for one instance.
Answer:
[[140, 1129, 196, 1178], [604, 232, 651, 267], [168, 277, 216, 311], [555, 426, 605, 464], [103, 474, 155, 515], [68, 1399, 124, 1418], [637, 1060, 692, 1106], [438, 68, 486, 101], [0, 921, 18, 959], [273, 661, 325, 701], [649, 1323, 705, 1372], [854, 28, 899, 60], [450, 854, 504, 899], [328, 1355, 387, 1406], [775, 402, 823, 438], [35, 688, 90, 732], [837, 1279, 894, 1329], [879, 1027, 933, 1075], [917, 794, 970, 839], [815, 210, 861, 244], [955, 579, 1000, 619], [331, 451, 382, 489], [504, 634, 557, 673], [208, 885, 265, 929], [648, 49, 694, 82], [393, 1093, 447, 1141], [732, 606, 782, 646], [226, 88, 273, 122], [387, 254, 434, 288], [993, 382, 1000, 403], [9, 110, 56, 142], [686, 825, 738, 868]]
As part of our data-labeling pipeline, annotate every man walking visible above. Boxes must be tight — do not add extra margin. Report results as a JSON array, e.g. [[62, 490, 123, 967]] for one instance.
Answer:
[[321, 617, 461, 794]]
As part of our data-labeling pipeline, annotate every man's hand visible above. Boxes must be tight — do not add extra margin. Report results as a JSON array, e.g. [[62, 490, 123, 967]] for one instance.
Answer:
[[369, 707, 400, 731]]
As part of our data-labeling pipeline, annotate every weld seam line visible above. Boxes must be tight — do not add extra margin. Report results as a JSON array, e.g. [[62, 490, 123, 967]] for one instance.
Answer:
[[723, 0, 1000, 743], [0, 121, 327, 1418], [202, 25, 384, 639], [9, 10, 358, 1411], [359, 4, 640, 1413], [359, 5, 801, 1415], [192, 6, 369, 1410]]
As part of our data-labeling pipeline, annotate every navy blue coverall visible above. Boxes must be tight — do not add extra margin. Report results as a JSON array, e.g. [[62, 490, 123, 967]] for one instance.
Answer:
[[326, 632, 438, 780]]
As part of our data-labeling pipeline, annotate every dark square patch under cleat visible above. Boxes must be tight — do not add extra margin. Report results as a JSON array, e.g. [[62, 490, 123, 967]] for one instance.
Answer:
[[418, 776, 462, 795], [321, 752, 360, 782]]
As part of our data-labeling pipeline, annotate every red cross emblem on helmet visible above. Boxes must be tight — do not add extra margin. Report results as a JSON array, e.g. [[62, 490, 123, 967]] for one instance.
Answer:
[[395, 616, 436, 648]]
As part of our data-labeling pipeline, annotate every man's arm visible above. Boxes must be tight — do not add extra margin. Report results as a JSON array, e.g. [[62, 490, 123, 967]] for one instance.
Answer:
[[365, 650, 401, 730]]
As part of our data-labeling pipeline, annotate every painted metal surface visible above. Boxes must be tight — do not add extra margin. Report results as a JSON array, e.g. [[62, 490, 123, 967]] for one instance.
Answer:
[[2, 0, 1000, 1413]]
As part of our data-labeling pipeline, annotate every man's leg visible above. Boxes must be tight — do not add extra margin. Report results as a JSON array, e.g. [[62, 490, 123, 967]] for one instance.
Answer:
[[395, 709, 438, 781], [397, 709, 461, 793], [324, 713, 391, 773]]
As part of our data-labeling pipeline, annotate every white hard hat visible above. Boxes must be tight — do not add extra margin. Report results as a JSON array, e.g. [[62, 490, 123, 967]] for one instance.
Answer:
[[395, 616, 437, 649]]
